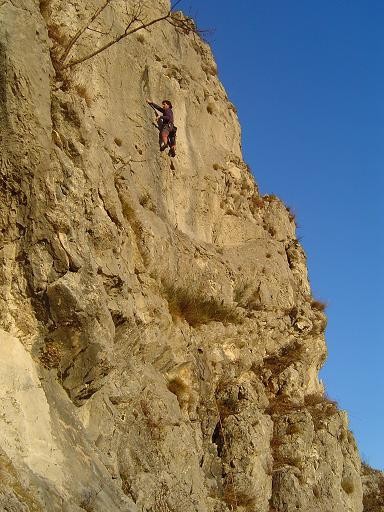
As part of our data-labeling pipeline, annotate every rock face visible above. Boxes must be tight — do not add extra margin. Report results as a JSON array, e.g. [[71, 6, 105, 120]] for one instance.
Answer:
[[0, 1, 382, 511]]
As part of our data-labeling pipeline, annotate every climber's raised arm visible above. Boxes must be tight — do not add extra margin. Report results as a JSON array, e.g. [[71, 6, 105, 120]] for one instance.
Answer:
[[147, 100, 165, 114]]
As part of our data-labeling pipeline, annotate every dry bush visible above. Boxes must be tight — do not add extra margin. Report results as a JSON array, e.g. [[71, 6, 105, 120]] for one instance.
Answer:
[[202, 63, 218, 76], [267, 393, 339, 435], [233, 280, 263, 312], [286, 206, 296, 223], [266, 398, 300, 417], [163, 282, 241, 327], [223, 483, 240, 510], [263, 194, 278, 203], [79, 487, 102, 511], [39, 342, 61, 369], [263, 341, 304, 377], [311, 299, 327, 311]]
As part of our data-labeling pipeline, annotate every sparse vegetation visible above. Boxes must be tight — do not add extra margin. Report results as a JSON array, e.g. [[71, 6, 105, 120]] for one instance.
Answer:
[[136, 33, 145, 44], [138, 191, 156, 212], [263, 341, 304, 379], [79, 487, 102, 512], [39, 341, 61, 369], [311, 299, 327, 311], [263, 194, 278, 203], [267, 393, 339, 430], [341, 476, 355, 494], [163, 281, 241, 327], [75, 84, 93, 107], [233, 279, 263, 312], [361, 463, 384, 511], [251, 195, 265, 210], [202, 63, 218, 76], [286, 206, 296, 223]]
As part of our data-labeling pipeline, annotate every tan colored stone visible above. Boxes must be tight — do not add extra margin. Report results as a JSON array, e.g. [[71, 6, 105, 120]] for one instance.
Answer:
[[0, 1, 380, 510]]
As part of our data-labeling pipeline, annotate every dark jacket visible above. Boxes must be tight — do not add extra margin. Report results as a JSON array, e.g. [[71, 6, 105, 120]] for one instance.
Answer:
[[149, 102, 174, 127]]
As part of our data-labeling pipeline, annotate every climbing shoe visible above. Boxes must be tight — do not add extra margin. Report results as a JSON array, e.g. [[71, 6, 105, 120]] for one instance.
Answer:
[[169, 148, 176, 157], [160, 144, 168, 152]]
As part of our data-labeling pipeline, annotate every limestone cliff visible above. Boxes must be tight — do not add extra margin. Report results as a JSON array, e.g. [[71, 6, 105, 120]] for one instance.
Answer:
[[0, 1, 382, 511]]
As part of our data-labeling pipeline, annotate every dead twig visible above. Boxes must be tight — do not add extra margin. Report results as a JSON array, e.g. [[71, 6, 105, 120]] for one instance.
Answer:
[[60, 0, 201, 70], [61, 0, 114, 64]]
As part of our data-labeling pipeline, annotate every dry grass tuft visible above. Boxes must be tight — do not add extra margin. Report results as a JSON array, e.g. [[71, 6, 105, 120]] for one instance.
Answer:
[[341, 477, 355, 494], [267, 393, 339, 431], [263, 194, 278, 203], [233, 280, 263, 312], [163, 282, 241, 327], [251, 195, 265, 209], [311, 299, 327, 311], [39, 0, 51, 16], [263, 341, 304, 378], [75, 84, 93, 107], [39, 342, 61, 369], [47, 24, 68, 47], [286, 206, 296, 223]]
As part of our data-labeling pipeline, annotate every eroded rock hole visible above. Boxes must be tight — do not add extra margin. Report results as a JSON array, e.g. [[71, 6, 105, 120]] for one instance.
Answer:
[[212, 421, 224, 457]]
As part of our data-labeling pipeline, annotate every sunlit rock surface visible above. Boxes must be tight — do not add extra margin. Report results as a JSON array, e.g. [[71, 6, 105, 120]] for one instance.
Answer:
[[0, 1, 381, 510]]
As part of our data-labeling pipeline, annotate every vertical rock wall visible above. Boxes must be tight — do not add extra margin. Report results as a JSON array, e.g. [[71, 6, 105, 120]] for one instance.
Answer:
[[0, 1, 381, 511]]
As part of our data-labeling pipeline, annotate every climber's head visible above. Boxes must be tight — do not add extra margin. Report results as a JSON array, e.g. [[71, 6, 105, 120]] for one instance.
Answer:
[[162, 100, 172, 109]]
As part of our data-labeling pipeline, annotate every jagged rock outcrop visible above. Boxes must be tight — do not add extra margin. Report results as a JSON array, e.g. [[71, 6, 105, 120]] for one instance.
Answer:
[[0, 1, 382, 511]]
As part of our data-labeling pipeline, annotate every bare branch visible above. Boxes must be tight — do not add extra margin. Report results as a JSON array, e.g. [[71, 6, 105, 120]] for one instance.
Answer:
[[61, 0, 113, 64], [86, 22, 114, 36], [62, 8, 173, 69], [59, 0, 204, 71]]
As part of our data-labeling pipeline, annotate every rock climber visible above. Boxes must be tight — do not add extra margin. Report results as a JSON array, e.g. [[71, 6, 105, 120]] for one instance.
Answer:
[[147, 99, 176, 157]]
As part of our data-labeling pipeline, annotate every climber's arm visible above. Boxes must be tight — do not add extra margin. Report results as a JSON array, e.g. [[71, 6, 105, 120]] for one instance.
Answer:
[[147, 100, 164, 114]]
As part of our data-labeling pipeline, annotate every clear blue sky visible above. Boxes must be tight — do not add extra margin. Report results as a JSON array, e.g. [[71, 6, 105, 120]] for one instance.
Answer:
[[187, 0, 384, 469]]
